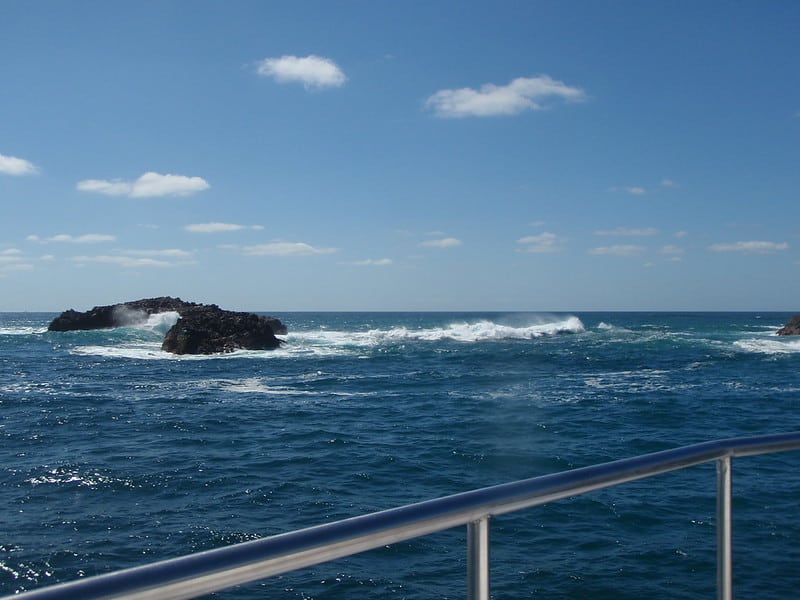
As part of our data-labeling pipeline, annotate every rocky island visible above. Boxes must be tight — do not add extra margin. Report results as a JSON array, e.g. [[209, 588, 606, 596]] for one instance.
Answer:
[[48, 297, 286, 355], [777, 315, 800, 336]]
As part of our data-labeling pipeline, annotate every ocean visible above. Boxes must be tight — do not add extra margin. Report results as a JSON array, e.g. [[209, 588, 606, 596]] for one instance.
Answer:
[[1, 311, 799, 599]]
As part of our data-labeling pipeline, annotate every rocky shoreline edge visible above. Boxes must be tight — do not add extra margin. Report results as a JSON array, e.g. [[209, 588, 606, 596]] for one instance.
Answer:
[[48, 297, 286, 355], [777, 315, 800, 336]]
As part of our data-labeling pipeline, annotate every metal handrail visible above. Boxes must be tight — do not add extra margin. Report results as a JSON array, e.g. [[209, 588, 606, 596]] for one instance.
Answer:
[[7, 432, 800, 600]]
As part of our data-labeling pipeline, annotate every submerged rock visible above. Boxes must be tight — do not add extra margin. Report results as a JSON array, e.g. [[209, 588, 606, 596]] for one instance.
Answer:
[[48, 297, 286, 354], [777, 315, 800, 336]]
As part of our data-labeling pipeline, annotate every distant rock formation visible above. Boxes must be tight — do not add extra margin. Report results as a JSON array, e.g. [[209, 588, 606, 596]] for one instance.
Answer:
[[48, 297, 195, 331], [160, 304, 284, 354], [777, 315, 800, 336], [48, 297, 286, 354]]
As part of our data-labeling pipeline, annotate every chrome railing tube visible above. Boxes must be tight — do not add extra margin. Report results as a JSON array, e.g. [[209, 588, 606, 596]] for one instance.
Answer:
[[716, 456, 733, 600], [467, 517, 490, 600], [5, 432, 800, 600]]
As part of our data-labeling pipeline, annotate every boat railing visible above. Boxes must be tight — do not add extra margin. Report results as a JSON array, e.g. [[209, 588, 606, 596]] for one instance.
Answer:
[[7, 431, 800, 600]]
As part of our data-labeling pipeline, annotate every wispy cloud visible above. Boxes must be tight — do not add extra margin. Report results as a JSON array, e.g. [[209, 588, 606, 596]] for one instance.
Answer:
[[419, 237, 462, 248], [257, 55, 346, 89], [0, 262, 33, 273], [661, 245, 685, 255], [0, 249, 35, 274], [517, 232, 564, 253], [77, 172, 210, 198], [27, 233, 116, 244], [0, 152, 39, 176], [351, 258, 393, 266], [708, 241, 788, 254], [660, 178, 678, 188], [594, 227, 657, 237], [589, 245, 645, 256], [609, 185, 646, 195], [123, 248, 194, 259], [184, 222, 264, 233], [242, 242, 337, 256], [425, 75, 585, 118], [72, 255, 182, 268]]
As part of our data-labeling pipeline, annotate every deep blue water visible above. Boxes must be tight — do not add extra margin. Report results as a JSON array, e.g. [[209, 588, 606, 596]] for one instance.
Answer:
[[1, 311, 800, 598]]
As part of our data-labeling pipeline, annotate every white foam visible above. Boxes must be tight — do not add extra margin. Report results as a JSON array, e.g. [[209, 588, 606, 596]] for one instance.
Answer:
[[0, 326, 47, 335], [26, 466, 136, 488], [290, 316, 585, 347], [71, 344, 173, 359], [734, 338, 800, 355], [195, 377, 366, 397], [70, 316, 586, 360]]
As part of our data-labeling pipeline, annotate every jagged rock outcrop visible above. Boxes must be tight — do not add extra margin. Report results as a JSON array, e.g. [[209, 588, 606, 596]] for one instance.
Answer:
[[160, 305, 282, 354], [47, 297, 198, 331], [777, 315, 800, 336], [48, 297, 286, 354]]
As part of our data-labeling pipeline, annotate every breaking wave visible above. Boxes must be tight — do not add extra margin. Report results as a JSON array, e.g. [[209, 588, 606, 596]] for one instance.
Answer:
[[290, 316, 585, 347], [67, 316, 585, 360], [734, 337, 800, 355], [0, 326, 47, 335]]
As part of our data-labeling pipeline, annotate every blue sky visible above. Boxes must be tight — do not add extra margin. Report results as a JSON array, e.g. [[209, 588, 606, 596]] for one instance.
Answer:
[[1, 1, 798, 312]]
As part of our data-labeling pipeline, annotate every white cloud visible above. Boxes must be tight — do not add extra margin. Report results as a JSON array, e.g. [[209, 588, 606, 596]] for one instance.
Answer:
[[610, 186, 646, 195], [242, 242, 337, 256], [77, 179, 131, 196], [661, 245, 685, 255], [124, 248, 194, 259], [0, 263, 33, 272], [589, 245, 645, 256], [0, 153, 38, 176], [28, 233, 116, 244], [517, 232, 564, 253], [352, 258, 393, 266], [674, 230, 688, 238], [661, 179, 678, 188], [594, 227, 657, 237], [709, 241, 788, 254], [72, 255, 183, 268], [184, 222, 263, 233], [425, 75, 585, 118], [1, 248, 22, 256], [419, 237, 463, 248], [257, 55, 347, 89], [77, 172, 210, 198]]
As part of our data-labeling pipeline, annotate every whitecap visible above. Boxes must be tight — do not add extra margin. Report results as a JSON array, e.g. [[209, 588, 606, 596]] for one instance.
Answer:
[[404, 316, 585, 342], [734, 338, 800, 355], [0, 326, 47, 335], [71, 344, 172, 360]]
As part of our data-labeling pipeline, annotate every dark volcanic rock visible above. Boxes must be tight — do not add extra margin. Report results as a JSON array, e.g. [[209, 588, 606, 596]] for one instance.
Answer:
[[48, 297, 286, 354], [161, 305, 283, 355], [48, 297, 198, 331], [777, 315, 800, 336]]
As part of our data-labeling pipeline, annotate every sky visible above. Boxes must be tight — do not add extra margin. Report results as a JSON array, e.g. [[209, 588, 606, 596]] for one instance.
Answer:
[[1, 0, 799, 312]]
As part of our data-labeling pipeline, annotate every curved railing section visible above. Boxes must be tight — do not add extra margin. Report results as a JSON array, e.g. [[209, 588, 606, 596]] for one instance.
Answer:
[[7, 432, 800, 600]]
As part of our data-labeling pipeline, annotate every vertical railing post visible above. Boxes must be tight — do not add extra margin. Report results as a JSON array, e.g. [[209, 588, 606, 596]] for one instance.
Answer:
[[716, 456, 733, 600], [467, 517, 490, 600]]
